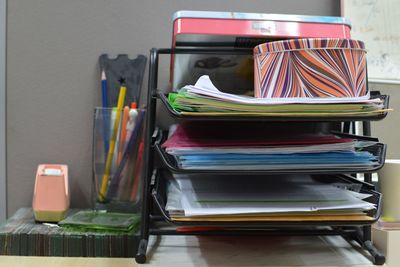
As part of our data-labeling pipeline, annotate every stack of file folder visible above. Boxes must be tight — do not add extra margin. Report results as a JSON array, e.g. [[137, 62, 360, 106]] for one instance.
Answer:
[[162, 124, 380, 171], [0, 208, 139, 257], [165, 174, 376, 222], [166, 75, 389, 118]]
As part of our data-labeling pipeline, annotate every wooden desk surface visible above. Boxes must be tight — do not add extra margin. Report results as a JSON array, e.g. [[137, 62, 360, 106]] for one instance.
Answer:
[[0, 256, 137, 267]]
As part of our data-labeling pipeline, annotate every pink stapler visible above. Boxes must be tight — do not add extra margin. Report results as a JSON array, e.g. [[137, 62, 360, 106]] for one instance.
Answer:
[[32, 164, 69, 222]]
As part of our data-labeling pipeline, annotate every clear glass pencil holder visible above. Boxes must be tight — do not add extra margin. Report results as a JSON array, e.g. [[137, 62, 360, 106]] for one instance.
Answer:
[[92, 107, 146, 213]]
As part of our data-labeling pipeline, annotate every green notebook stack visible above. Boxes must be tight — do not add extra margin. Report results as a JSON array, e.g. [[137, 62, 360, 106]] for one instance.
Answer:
[[167, 88, 387, 117], [0, 208, 140, 257]]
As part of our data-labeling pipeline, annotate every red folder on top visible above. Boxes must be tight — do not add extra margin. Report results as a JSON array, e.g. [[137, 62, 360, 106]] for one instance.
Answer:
[[162, 124, 353, 149]]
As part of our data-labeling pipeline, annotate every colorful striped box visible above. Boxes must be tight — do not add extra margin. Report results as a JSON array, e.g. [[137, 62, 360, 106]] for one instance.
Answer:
[[254, 38, 368, 99]]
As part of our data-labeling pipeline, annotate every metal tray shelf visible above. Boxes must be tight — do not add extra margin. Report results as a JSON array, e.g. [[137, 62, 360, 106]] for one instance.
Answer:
[[151, 169, 382, 227], [155, 130, 387, 175], [158, 92, 390, 122]]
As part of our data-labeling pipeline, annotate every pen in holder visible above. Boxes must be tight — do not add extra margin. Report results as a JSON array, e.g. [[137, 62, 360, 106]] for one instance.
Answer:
[[92, 107, 145, 212]]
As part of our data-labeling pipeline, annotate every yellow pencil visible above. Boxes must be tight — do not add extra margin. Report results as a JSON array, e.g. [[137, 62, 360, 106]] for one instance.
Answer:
[[98, 82, 126, 202]]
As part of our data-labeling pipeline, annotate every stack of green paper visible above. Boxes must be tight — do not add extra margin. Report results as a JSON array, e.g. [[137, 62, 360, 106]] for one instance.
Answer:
[[59, 210, 140, 233], [167, 90, 387, 117]]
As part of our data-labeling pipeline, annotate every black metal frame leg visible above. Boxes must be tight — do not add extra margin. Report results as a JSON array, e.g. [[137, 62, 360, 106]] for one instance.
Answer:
[[136, 48, 159, 264]]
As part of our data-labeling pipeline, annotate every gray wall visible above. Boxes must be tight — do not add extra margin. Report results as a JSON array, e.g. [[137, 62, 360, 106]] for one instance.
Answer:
[[0, 0, 6, 222], [6, 0, 341, 216], [370, 83, 400, 159]]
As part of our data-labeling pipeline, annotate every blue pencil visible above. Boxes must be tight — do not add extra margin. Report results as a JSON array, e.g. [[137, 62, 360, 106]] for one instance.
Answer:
[[101, 70, 110, 156], [101, 70, 109, 108]]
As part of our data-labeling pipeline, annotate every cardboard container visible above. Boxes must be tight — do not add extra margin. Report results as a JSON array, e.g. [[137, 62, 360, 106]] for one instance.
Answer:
[[254, 38, 368, 99]]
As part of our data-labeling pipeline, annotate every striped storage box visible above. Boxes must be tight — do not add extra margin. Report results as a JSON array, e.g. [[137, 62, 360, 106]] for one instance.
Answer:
[[254, 38, 367, 99]]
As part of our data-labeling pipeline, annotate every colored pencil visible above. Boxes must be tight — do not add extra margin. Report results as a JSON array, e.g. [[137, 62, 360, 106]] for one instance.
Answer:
[[118, 106, 130, 163], [125, 102, 138, 151], [129, 141, 144, 202], [101, 71, 108, 108], [101, 71, 109, 156], [98, 82, 126, 202]]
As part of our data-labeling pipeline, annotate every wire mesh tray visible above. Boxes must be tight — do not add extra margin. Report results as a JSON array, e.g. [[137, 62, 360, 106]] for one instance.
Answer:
[[158, 92, 390, 122], [151, 170, 382, 227], [155, 130, 387, 175]]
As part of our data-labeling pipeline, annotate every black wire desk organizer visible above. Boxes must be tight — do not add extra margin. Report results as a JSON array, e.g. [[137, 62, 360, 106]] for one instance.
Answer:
[[135, 48, 390, 265]]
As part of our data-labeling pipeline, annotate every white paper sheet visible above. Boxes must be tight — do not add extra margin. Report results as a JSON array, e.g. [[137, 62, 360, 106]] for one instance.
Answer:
[[184, 75, 380, 105], [166, 174, 375, 217]]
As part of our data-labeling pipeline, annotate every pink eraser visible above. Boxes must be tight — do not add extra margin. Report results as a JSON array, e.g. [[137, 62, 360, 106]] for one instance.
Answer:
[[32, 164, 69, 222]]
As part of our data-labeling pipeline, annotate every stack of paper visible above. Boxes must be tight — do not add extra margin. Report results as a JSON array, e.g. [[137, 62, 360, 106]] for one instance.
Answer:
[[162, 124, 379, 171], [0, 208, 140, 257], [166, 75, 388, 117], [166, 174, 376, 222]]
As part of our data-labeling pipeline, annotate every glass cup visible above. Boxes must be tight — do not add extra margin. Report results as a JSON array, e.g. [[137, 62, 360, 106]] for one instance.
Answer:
[[92, 107, 145, 212]]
